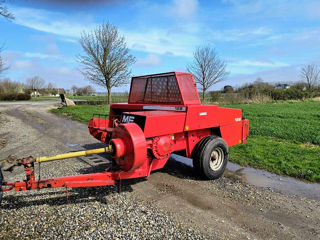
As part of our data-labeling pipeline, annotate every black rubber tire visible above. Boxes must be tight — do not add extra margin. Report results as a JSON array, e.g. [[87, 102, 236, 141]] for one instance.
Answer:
[[192, 136, 218, 174], [198, 137, 228, 180]]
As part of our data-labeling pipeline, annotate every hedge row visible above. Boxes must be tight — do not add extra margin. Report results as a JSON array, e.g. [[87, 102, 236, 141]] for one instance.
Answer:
[[267, 88, 312, 100], [0, 93, 31, 101]]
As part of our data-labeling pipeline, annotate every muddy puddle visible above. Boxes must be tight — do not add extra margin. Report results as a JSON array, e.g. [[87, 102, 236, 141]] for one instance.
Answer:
[[171, 154, 320, 201]]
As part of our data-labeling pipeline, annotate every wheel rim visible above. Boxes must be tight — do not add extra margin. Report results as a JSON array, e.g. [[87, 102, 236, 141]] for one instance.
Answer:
[[209, 147, 224, 171]]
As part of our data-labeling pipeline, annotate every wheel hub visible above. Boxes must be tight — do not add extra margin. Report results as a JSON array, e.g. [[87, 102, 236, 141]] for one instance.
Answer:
[[209, 147, 224, 171]]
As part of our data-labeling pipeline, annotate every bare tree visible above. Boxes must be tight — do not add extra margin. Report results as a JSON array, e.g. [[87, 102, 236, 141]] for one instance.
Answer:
[[71, 85, 78, 95], [301, 64, 320, 91], [26, 76, 45, 91], [0, 47, 9, 77], [78, 23, 135, 104], [85, 85, 95, 95], [76, 85, 95, 96], [47, 82, 56, 95], [0, 0, 14, 19], [0, 52, 4, 77], [0, 78, 24, 94], [187, 46, 229, 100]]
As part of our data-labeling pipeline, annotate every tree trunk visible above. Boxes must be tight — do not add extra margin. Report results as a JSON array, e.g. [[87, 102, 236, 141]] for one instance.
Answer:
[[202, 90, 205, 101], [107, 87, 111, 104]]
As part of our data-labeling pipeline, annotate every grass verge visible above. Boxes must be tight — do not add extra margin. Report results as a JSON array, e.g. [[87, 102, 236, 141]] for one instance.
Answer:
[[230, 136, 320, 182], [51, 105, 109, 123]]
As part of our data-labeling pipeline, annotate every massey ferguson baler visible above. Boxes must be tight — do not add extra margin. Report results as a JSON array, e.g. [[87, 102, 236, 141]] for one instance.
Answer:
[[0, 72, 249, 203]]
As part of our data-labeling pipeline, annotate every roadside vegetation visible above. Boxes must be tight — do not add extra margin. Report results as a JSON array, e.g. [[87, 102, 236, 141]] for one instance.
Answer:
[[51, 105, 110, 123], [227, 101, 320, 182], [51, 100, 320, 183]]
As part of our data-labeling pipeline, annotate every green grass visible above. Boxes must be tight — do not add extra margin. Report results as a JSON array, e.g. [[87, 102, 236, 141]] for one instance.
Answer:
[[229, 136, 320, 182], [50, 101, 320, 182], [225, 101, 320, 145], [51, 105, 109, 123], [69, 95, 108, 101], [224, 101, 320, 182], [29, 96, 60, 101]]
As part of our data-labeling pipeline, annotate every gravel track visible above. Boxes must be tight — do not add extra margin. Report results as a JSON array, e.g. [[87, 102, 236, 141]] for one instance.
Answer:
[[0, 102, 319, 239]]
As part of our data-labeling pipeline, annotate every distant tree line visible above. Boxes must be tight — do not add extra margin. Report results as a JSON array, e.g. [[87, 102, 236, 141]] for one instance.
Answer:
[[208, 75, 320, 103], [0, 74, 99, 101], [71, 85, 95, 96]]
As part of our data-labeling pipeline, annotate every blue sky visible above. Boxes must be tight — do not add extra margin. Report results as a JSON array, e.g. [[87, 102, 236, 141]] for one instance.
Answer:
[[1, 0, 320, 92]]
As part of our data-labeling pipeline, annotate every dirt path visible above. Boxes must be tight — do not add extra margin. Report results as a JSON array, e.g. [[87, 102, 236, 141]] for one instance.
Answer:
[[0, 102, 319, 239]]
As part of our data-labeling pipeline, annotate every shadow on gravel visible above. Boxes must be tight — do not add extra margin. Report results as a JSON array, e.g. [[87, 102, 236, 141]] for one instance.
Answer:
[[1, 183, 136, 210], [1, 152, 201, 209], [81, 142, 108, 150], [161, 157, 204, 181]]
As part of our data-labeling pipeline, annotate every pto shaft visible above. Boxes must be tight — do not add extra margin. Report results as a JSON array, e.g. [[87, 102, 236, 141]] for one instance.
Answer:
[[36, 146, 113, 163], [0, 146, 114, 171]]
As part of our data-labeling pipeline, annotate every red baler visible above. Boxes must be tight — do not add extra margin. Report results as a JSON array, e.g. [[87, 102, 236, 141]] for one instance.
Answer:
[[0, 72, 249, 203]]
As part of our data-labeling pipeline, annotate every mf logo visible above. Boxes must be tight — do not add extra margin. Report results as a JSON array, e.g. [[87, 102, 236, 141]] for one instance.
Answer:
[[122, 115, 135, 123]]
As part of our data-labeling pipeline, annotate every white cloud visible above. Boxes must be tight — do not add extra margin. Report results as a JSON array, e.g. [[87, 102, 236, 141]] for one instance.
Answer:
[[23, 52, 75, 63], [2, 51, 22, 63], [125, 29, 198, 56], [46, 42, 59, 54], [171, 0, 198, 18], [8, 58, 90, 89], [223, 0, 320, 20], [11, 6, 95, 39], [230, 60, 288, 68], [210, 27, 273, 42], [24, 52, 57, 59], [13, 60, 35, 71], [136, 54, 162, 67], [10, 6, 199, 57]]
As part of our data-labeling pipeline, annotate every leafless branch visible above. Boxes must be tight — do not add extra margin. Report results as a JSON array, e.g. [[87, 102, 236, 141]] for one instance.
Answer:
[[0, 0, 14, 20], [26, 76, 45, 91], [300, 64, 320, 92], [78, 22, 135, 103], [187, 46, 229, 100], [0, 46, 9, 77]]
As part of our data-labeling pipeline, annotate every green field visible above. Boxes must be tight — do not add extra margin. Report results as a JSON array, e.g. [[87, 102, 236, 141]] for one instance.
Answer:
[[51, 101, 320, 182]]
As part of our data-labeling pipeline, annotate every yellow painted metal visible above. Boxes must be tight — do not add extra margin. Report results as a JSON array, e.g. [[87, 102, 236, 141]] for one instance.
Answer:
[[36, 146, 113, 163]]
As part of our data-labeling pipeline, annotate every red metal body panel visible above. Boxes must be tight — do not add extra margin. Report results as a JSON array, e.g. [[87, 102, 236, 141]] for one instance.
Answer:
[[186, 129, 211, 157], [242, 119, 249, 143], [184, 105, 219, 131], [218, 107, 242, 126], [175, 72, 201, 105], [220, 122, 243, 146], [123, 111, 186, 138]]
